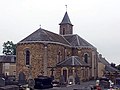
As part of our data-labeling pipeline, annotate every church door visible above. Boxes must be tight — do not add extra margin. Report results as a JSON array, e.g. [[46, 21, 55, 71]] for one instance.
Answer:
[[63, 69, 67, 82]]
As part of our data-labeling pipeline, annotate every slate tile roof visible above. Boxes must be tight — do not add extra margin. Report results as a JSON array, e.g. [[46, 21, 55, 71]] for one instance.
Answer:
[[105, 65, 119, 72], [98, 57, 110, 66], [57, 56, 89, 67], [63, 34, 95, 49], [59, 11, 72, 25], [19, 28, 96, 49], [19, 28, 71, 46], [98, 55, 118, 72], [0, 55, 16, 63]]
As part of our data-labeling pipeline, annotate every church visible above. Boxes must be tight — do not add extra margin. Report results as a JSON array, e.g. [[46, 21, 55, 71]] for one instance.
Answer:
[[16, 11, 98, 84]]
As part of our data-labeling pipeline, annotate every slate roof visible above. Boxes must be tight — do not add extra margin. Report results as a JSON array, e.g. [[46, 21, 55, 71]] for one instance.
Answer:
[[59, 11, 72, 25], [98, 55, 118, 72], [19, 28, 71, 46], [0, 55, 16, 63], [57, 56, 89, 67], [105, 65, 119, 72], [19, 28, 95, 49], [98, 57, 110, 66], [63, 34, 95, 49]]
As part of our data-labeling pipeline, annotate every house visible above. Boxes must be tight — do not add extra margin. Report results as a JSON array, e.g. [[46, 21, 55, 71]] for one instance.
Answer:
[[98, 54, 119, 81], [0, 55, 16, 76]]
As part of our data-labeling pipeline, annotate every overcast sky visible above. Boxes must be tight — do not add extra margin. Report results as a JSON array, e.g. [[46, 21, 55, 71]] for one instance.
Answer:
[[0, 0, 120, 65]]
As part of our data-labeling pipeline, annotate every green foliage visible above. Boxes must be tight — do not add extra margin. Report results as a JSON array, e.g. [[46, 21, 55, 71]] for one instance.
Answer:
[[110, 63, 116, 68], [2, 41, 16, 55]]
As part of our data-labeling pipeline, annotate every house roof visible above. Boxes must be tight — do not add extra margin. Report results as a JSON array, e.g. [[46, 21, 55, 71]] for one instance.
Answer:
[[98, 55, 110, 66], [100, 58, 109, 65], [19, 28, 71, 46], [57, 56, 89, 67], [105, 65, 119, 72], [63, 34, 95, 49], [59, 11, 72, 25], [0, 55, 16, 63], [98, 55, 118, 72]]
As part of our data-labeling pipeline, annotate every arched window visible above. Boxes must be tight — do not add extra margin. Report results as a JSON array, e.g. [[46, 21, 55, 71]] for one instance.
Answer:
[[57, 51, 61, 63], [25, 50, 30, 65], [63, 28, 65, 35], [63, 69, 67, 82], [84, 54, 88, 63]]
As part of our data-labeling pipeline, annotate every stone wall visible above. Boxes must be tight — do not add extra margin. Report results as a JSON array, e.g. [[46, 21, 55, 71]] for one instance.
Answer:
[[9, 63, 16, 75], [0, 63, 3, 74], [16, 42, 98, 81], [77, 48, 98, 79], [98, 62, 105, 78], [16, 42, 72, 80], [16, 43, 45, 79], [47, 44, 72, 77]]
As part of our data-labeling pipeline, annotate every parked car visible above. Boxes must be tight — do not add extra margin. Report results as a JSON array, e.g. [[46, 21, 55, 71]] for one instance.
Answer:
[[95, 77, 114, 90], [52, 80, 60, 87], [113, 78, 120, 89], [34, 75, 53, 89], [5, 75, 18, 85]]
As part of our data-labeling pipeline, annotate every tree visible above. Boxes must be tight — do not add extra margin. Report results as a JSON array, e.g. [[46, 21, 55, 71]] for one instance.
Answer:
[[2, 41, 16, 55], [110, 62, 116, 68]]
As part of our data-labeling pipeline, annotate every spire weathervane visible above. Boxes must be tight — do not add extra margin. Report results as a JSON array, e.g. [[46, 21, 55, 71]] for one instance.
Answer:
[[39, 24, 41, 29], [65, 5, 67, 11]]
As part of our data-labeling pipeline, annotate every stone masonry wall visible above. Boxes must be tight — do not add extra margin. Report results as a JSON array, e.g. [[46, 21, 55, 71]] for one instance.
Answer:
[[16, 43, 45, 79], [16, 42, 97, 81], [16, 42, 72, 80]]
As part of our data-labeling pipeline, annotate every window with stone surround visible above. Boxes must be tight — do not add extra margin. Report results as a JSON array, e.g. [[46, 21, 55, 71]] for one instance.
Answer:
[[25, 50, 30, 65], [63, 28, 65, 35], [84, 53, 88, 63], [5, 63, 10, 69], [57, 51, 61, 63]]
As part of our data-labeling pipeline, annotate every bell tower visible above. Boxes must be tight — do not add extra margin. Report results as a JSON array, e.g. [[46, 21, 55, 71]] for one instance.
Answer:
[[59, 11, 73, 35]]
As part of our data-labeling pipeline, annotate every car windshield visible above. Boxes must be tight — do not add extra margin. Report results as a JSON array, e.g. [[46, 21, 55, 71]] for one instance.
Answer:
[[116, 78, 120, 85], [99, 78, 110, 89]]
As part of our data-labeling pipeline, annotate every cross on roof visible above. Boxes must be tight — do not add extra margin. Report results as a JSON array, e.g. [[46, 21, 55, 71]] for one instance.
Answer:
[[65, 5, 67, 11]]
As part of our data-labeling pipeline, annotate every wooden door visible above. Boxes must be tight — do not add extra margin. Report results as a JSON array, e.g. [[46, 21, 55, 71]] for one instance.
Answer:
[[63, 69, 67, 82]]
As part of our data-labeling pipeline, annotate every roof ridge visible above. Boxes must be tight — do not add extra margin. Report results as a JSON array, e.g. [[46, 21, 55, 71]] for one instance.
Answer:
[[72, 56, 74, 65], [76, 35, 96, 49], [61, 35, 71, 46], [42, 29, 52, 40], [76, 35, 80, 46], [74, 57, 82, 66], [57, 56, 71, 65]]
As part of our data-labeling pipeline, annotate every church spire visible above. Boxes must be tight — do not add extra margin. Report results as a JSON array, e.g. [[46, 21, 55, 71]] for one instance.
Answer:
[[59, 11, 72, 25], [59, 9, 73, 35]]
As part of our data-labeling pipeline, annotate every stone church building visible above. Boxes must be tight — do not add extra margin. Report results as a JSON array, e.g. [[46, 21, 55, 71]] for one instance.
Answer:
[[16, 11, 98, 84]]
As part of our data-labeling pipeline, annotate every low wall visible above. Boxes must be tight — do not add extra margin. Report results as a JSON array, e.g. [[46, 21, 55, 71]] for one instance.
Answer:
[[0, 85, 19, 90]]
